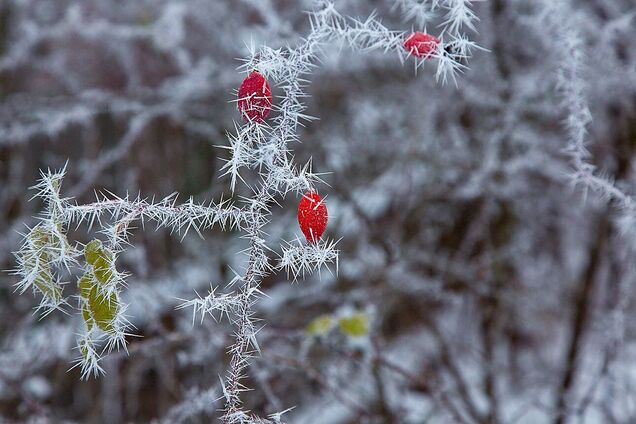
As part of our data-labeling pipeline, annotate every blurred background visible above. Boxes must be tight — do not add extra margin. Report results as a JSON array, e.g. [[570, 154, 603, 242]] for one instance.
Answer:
[[1, 0, 636, 422]]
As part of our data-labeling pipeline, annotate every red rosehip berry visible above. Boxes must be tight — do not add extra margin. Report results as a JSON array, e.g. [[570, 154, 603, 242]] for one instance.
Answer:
[[298, 192, 328, 244], [403, 32, 440, 59], [237, 71, 273, 123]]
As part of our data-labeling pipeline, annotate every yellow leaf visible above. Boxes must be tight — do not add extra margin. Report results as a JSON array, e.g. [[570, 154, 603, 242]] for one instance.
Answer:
[[306, 315, 333, 336]]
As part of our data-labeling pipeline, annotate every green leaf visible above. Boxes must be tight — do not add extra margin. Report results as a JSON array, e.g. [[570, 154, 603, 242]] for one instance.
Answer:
[[85, 240, 114, 284], [33, 264, 62, 302], [86, 285, 118, 334], [93, 258, 113, 284], [82, 304, 94, 331], [338, 314, 369, 337], [78, 274, 93, 298], [79, 271, 116, 332], [30, 226, 49, 248], [28, 226, 63, 302], [84, 240, 103, 265]]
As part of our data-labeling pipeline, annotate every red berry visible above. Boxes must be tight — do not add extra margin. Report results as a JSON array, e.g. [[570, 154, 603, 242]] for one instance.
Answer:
[[298, 192, 328, 244], [238, 71, 273, 123], [404, 32, 440, 59]]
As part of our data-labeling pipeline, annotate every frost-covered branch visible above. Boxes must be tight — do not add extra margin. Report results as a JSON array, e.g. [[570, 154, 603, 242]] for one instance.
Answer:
[[543, 1, 636, 241], [278, 237, 339, 281]]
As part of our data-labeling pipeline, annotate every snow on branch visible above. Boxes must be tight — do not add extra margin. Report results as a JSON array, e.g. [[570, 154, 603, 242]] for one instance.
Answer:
[[394, 0, 481, 34], [178, 279, 247, 325], [543, 1, 636, 238], [65, 192, 249, 241], [278, 237, 340, 281]]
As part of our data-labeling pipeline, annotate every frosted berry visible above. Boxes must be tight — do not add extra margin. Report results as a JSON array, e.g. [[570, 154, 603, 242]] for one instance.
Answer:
[[298, 192, 328, 244], [404, 32, 440, 59], [237, 71, 273, 123]]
